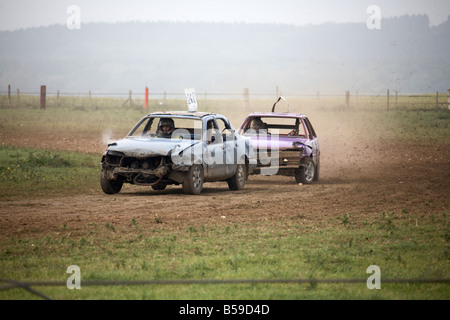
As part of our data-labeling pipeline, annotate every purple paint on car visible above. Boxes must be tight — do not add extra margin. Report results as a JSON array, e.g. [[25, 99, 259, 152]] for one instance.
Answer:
[[238, 98, 320, 184]]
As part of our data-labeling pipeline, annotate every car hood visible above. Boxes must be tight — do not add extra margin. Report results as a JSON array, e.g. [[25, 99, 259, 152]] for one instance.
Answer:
[[107, 137, 200, 157]]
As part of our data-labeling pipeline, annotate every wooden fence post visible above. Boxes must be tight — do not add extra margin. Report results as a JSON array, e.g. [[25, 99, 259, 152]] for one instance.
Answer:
[[395, 90, 398, 109], [435, 91, 439, 110], [448, 89, 450, 111], [243, 88, 250, 110], [8, 84, 11, 107], [345, 91, 350, 109], [56, 90, 60, 107], [129, 90, 132, 108], [40, 85, 46, 109], [387, 89, 390, 112]]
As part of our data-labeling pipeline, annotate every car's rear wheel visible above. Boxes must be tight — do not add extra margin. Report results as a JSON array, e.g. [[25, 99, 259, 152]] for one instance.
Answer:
[[295, 158, 316, 184], [227, 163, 246, 190], [182, 164, 204, 195], [100, 174, 123, 194], [314, 158, 320, 181]]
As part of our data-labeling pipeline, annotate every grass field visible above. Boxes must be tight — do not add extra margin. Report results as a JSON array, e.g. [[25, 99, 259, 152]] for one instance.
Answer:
[[0, 95, 449, 300], [1, 212, 448, 300]]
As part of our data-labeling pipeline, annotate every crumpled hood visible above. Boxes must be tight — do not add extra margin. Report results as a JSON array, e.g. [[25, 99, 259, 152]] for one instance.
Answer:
[[107, 137, 200, 157]]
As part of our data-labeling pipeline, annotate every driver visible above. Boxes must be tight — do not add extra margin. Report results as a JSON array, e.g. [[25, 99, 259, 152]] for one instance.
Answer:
[[251, 118, 263, 131], [206, 120, 219, 144], [156, 118, 175, 138], [249, 118, 269, 134]]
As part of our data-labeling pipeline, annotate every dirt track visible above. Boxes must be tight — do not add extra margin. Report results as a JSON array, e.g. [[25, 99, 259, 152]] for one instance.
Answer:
[[1, 111, 449, 239]]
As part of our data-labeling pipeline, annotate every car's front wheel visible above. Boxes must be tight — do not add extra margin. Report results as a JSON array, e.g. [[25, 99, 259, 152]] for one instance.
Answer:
[[295, 158, 316, 184], [182, 164, 204, 195], [100, 174, 123, 194], [227, 163, 246, 190]]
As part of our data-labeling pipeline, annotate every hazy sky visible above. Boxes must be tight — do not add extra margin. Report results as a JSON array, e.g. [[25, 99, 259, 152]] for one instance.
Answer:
[[0, 0, 449, 30]]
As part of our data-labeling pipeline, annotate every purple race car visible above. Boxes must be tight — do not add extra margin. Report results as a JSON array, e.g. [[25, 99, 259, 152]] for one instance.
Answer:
[[238, 97, 320, 184]]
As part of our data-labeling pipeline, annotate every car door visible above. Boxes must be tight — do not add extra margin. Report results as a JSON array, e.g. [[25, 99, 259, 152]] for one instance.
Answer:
[[216, 117, 237, 177], [204, 118, 226, 178], [303, 117, 320, 164]]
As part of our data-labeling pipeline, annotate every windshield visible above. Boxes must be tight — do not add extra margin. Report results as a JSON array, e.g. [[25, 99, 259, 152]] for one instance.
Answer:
[[128, 116, 203, 140]]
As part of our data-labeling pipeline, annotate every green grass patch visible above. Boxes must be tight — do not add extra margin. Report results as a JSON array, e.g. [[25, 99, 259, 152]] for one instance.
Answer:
[[0, 146, 100, 199], [0, 215, 448, 300], [1, 96, 449, 146], [383, 109, 450, 143]]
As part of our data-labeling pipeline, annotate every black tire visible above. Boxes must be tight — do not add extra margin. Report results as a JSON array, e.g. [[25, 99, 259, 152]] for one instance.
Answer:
[[151, 184, 167, 191], [227, 163, 246, 190], [100, 174, 123, 194], [314, 158, 320, 181], [182, 164, 204, 195], [295, 158, 316, 184]]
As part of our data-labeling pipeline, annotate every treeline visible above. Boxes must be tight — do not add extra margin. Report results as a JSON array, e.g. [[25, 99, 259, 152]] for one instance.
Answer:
[[0, 15, 449, 94]]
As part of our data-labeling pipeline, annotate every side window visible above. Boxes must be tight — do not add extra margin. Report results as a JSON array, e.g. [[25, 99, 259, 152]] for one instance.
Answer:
[[216, 118, 234, 141], [205, 119, 222, 144], [295, 119, 307, 137], [215, 118, 227, 132], [303, 118, 317, 139]]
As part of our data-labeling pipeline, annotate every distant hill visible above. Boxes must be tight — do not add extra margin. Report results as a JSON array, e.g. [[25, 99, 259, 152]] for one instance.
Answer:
[[0, 15, 449, 95]]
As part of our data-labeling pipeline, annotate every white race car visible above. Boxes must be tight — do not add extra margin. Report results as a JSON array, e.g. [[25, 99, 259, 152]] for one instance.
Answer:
[[101, 111, 256, 195]]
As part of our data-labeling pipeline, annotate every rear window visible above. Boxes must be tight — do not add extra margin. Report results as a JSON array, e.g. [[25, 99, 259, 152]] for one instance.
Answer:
[[244, 117, 306, 137]]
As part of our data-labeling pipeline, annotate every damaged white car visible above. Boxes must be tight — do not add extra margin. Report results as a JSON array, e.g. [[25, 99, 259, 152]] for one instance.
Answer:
[[100, 111, 256, 195]]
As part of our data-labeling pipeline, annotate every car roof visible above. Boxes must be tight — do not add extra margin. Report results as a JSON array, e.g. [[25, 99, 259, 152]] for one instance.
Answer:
[[246, 112, 307, 118], [147, 111, 217, 118]]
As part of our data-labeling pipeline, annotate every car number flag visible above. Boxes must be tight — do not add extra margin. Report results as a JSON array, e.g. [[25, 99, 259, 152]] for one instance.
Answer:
[[185, 88, 198, 112]]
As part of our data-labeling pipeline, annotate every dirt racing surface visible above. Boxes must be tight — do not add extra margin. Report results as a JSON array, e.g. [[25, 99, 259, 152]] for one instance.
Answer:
[[0, 111, 449, 239]]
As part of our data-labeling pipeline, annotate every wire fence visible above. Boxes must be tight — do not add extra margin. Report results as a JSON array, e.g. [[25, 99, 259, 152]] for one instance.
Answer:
[[1, 277, 449, 300], [1, 87, 449, 112]]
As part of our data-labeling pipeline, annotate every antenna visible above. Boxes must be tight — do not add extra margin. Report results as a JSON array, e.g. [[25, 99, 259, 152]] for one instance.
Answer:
[[271, 96, 290, 113]]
